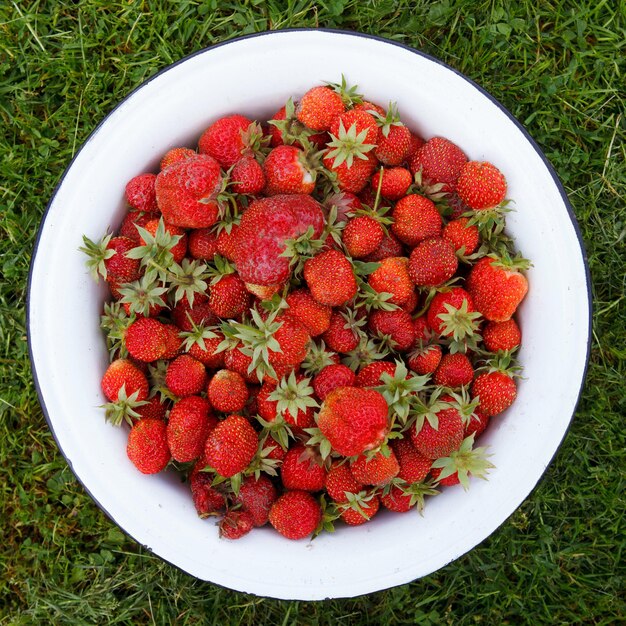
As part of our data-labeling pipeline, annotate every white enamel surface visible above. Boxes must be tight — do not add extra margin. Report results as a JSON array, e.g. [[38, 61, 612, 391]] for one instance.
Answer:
[[29, 31, 590, 600]]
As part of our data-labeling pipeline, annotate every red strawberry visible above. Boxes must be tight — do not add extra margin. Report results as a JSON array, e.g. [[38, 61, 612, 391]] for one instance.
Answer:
[[125, 173, 158, 213], [160, 147, 196, 170], [410, 405, 464, 459], [231, 156, 265, 195], [457, 161, 507, 210], [340, 494, 380, 526], [216, 225, 239, 262], [321, 310, 361, 354], [323, 151, 377, 194], [119, 211, 153, 243], [368, 309, 415, 351], [188, 228, 218, 261], [391, 194, 442, 247], [329, 110, 379, 146], [427, 288, 476, 335], [368, 256, 414, 305], [155, 154, 222, 229], [325, 461, 363, 503], [285, 288, 332, 337], [354, 361, 397, 387], [134, 395, 169, 421], [323, 191, 362, 222], [313, 364, 356, 401], [161, 323, 183, 360], [400, 290, 419, 314], [467, 257, 529, 322], [375, 126, 412, 166], [204, 414, 258, 477], [350, 450, 399, 486], [296, 86, 345, 131], [219, 510, 254, 540], [433, 353, 474, 388], [166, 396, 216, 462], [165, 355, 208, 397], [483, 319, 522, 352], [471, 371, 517, 416], [125, 318, 168, 362], [268, 490, 322, 540], [141, 218, 188, 264], [342, 216, 384, 258], [101, 359, 149, 403], [354, 100, 386, 117], [465, 409, 490, 439], [392, 437, 432, 483], [190, 460, 226, 516], [101, 236, 143, 283], [413, 315, 431, 342], [127, 418, 171, 474], [317, 386, 389, 457], [209, 273, 250, 319], [371, 167, 412, 200], [198, 114, 255, 168], [304, 249, 358, 307], [207, 370, 249, 413], [380, 486, 413, 513], [409, 136, 468, 192], [233, 194, 324, 286], [187, 332, 225, 369], [263, 145, 316, 195], [407, 344, 442, 375], [442, 217, 480, 255], [281, 445, 326, 491], [172, 297, 218, 332], [362, 230, 405, 262], [408, 237, 458, 287], [223, 343, 259, 384], [405, 132, 425, 162], [235, 474, 278, 527], [266, 314, 311, 375]]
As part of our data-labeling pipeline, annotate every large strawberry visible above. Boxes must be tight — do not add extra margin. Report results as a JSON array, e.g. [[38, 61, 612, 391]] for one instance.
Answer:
[[296, 85, 345, 131], [165, 354, 208, 397], [198, 114, 261, 168], [285, 288, 332, 337], [268, 490, 322, 540], [204, 414, 258, 477], [457, 161, 507, 210], [408, 237, 458, 287], [409, 136, 467, 192], [350, 449, 399, 486], [410, 402, 464, 460], [166, 396, 216, 463], [368, 256, 414, 305]]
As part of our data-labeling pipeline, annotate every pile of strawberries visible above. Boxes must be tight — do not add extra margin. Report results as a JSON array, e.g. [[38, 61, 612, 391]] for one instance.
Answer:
[[82, 78, 529, 541]]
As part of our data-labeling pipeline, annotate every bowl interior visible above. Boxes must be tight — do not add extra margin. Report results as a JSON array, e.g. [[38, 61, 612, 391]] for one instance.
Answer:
[[29, 30, 590, 600]]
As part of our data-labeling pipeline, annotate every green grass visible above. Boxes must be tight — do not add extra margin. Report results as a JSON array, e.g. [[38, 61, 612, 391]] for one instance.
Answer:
[[1, 1, 625, 624]]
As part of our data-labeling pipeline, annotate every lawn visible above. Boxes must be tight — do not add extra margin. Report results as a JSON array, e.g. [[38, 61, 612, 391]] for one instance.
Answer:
[[1, 1, 624, 624]]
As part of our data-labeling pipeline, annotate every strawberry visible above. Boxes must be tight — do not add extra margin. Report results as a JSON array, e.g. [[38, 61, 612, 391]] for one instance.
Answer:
[[467, 256, 529, 322], [442, 217, 480, 255], [127, 418, 171, 474], [368, 256, 414, 305], [259, 372, 317, 429], [281, 444, 326, 491], [207, 369, 249, 413], [235, 474, 278, 527], [350, 450, 399, 486], [324, 191, 362, 222], [125, 173, 158, 213], [405, 132, 425, 162], [165, 354, 208, 397], [186, 331, 225, 369], [263, 145, 316, 195], [223, 342, 259, 384], [188, 228, 218, 261], [392, 437, 432, 483], [362, 230, 405, 262], [219, 510, 254, 540], [413, 315, 431, 343], [268, 490, 322, 540], [119, 211, 153, 243], [161, 323, 183, 359], [371, 167, 412, 200], [340, 493, 380, 526], [233, 194, 324, 286], [342, 215, 384, 258], [81, 234, 142, 284], [427, 288, 476, 335], [313, 364, 356, 401], [296, 86, 345, 131], [172, 297, 218, 332], [317, 386, 389, 457], [483, 319, 522, 352], [231, 156, 265, 195], [471, 370, 517, 416], [325, 461, 363, 503], [134, 395, 169, 421], [408, 237, 458, 287], [380, 486, 413, 513], [125, 317, 168, 362], [190, 460, 226, 516], [101, 359, 149, 403], [216, 225, 238, 262], [166, 396, 216, 462], [400, 290, 419, 314], [198, 114, 256, 168], [304, 249, 358, 307], [354, 361, 397, 387], [141, 219, 188, 264], [433, 352, 474, 388], [407, 344, 442, 375], [409, 136, 467, 192], [204, 414, 258, 477], [209, 273, 250, 319], [160, 147, 196, 170], [323, 151, 377, 194], [321, 310, 361, 354], [410, 403, 464, 459], [155, 154, 222, 229], [368, 309, 415, 351], [391, 194, 442, 247], [457, 161, 507, 210], [354, 101, 386, 117], [285, 288, 332, 337], [329, 110, 379, 148], [375, 126, 412, 167], [465, 409, 490, 439]]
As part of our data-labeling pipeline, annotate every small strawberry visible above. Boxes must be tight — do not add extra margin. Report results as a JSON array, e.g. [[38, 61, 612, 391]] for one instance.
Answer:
[[350, 450, 399, 486], [160, 147, 196, 170], [407, 343, 442, 375], [410, 397, 464, 459], [313, 364, 356, 401], [80, 234, 142, 284], [354, 361, 397, 387], [296, 86, 345, 131], [219, 510, 254, 540], [101, 358, 149, 403], [483, 319, 522, 352], [263, 371, 318, 429], [263, 145, 316, 195], [433, 352, 474, 388], [430, 435, 494, 490], [404, 132, 425, 162], [231, 156, 265, 195], [471, 369, 517, 417], [166, 396, 216, 463], [442, 217, 480, 255], [141, 219, 188, 264], [172, 296, 218, 332], [375, 125, 412, 167], [340, 493, 380, 526], [285, 288, 332, 337], [223, 342, 259, 384], [198, 114, 259, 168], [362, 231, 405, 262], [216, 225, 239, 262], [209, 273, 250, 319], [325, 461, 363, 503], [204, 414, 258, 477], [188, 228, 219, 261], [371, 167, 412, 200], [207, 369, 249, 413], [427, 288, 476, 336], [134, 396, 169, 421], [326, 110, 378, 167], [391, 437, 432, 483], [368, 309, 415, 351], [127, 418, 171, 474], [408, 237, 458, 287], [380, 486, 413, 513], [304, 249, 358, 307], [322, 151, 378, 194], [317, 386, 389, 457], [321, 309, 362, 353], [324, 191, 362, 222], [409, 136, 468, 192], [125, 173, 158, 213], [235, 474, 278, 527], [268, 490, 322, 540], [457, 161, 507, 210], [125, 318, 168, 362], [368, 256, 414, 305], [119, 211, 153, 243], [391, 194, 442, 247], [281, 444, 326, 491], [190, 461, 226, 516], [467, 256, 529, 322], [465, 409, 490, 439], [165, 354, 208, 397], [161, 323, 183, 360], [354, 101, 386, 117], [342, 215, 384, 258]]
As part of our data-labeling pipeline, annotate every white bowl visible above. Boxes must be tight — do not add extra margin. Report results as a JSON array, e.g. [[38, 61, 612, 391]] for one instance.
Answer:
[[28, 30, 591, 600]]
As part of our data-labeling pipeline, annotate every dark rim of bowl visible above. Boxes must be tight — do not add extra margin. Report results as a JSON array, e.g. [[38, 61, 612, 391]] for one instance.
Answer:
[[26, 27, 593, 599]]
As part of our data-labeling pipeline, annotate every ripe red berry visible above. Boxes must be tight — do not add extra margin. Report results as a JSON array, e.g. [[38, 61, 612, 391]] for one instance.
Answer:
[[457, 161, 507, 210], [408, 237, 458, 287], [269, 490, 322, 540], [207, 370, 249, 413], [165, 355, 208, 397], [127, 418, 171, 474], [204, 414, 258, 477]]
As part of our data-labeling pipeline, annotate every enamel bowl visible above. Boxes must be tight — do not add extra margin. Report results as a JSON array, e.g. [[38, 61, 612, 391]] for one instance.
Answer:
[[28, 30, 591, 600]]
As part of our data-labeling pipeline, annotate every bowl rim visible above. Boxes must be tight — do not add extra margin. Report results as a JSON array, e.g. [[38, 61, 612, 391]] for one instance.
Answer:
[[27, 27, 593, 596]]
